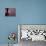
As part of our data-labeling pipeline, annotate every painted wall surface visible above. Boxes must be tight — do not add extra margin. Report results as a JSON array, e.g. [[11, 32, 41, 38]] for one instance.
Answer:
[[0, 0, 46, 44]]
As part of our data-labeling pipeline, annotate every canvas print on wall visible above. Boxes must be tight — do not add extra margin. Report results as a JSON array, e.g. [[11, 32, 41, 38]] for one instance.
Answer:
[[5, 8, 16, 16], [18, 24, 46, 42]]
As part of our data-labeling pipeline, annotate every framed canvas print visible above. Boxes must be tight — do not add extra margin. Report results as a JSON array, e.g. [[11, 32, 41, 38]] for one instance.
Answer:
[[18, 24, 46, 46], [5, 8, 16, 16], [18, 24, 46, 41]]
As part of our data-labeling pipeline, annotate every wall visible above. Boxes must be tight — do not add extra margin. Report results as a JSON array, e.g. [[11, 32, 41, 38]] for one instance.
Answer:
[[0, 0, 18, 44], [0, 0, 46, 44], [18, 0, 46, 24]]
